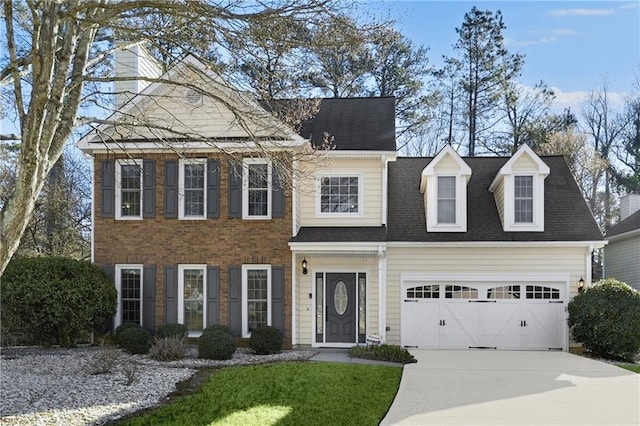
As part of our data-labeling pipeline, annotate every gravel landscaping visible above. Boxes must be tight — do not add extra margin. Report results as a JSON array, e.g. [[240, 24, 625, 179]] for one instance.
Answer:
[[0, 346, 314, 425]]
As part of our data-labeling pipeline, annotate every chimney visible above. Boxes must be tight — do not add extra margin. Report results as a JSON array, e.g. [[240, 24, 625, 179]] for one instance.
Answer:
[[114, 42, 162, 110], [620, 193, 640, 221]]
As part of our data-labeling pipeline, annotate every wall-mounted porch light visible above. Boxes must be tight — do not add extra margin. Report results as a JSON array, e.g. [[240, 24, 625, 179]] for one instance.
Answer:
[[301, 257, 308, 275], [578, 277, 585, 293]]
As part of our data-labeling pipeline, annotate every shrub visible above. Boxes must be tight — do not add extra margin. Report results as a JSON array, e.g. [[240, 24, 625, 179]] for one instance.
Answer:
[[86, 342, 122, 375], [117, 326, 151, 354], [149, 337, 187, 361], [202, 324, 232, 336], [250, 326, 283, 355], [115, 322, 142, 342], [568, 279, 640, 362], [156, 323, 188, 340], [198, 329, 236, 360], [349, 344, 417, 364], [1, 256, 117, 347]]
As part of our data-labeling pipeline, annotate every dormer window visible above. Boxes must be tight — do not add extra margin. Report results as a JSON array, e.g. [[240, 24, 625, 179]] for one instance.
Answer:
[[420, 145, 471, 232], [514, 175, 534, 223], [489, 145, 549, 232], [437, 176, 456, 224]]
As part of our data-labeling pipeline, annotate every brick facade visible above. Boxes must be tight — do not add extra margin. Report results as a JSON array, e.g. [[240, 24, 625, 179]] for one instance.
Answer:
[[94, 152, 293, 346]]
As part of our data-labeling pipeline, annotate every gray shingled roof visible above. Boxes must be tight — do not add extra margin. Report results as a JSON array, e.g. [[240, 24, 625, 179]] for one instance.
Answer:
[[296, 97, 396, 151], [606, 210, 640, 238], [290, 226, 387, 243], [387, 156, 603, 242]]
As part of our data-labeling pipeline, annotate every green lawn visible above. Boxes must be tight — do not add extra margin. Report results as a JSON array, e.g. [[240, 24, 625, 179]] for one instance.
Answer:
[[617, 363, 640, 374], [118, 362, 402, 426]]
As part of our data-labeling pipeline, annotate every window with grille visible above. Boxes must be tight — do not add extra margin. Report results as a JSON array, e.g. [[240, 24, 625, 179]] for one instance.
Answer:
[[487, 285, 521, 299], [182, 161, 206, 217], [115, 265, 143, 327], [526, 285, 560, 299], [437, 176, 456, 224], [242, 265, 271, 337], [445, 285, 479, 299], [319, 176, 360, 214], [116, 160, 142, 219], [514, 176, 534, 223], [406, 285, 440, 299]]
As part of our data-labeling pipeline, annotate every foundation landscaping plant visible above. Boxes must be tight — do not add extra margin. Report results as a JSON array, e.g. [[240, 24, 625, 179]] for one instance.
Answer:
[[116, 362, 402, 425]]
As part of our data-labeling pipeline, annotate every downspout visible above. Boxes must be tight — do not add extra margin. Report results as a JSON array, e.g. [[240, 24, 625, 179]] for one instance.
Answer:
[[586, 243, 594, 287], [291, 252, 297, 346], [381, 155, 388, 226], [378, 245, 387, 343]]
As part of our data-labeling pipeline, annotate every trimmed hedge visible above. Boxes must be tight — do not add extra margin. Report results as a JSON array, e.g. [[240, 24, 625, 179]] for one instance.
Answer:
[[202, 324, 232, 336], [1, 256, 116, 347], [568, 279, 640, 361], [250, 326, 283, 355], [349, 344, 417, 364], [198, 329, 236, 360]]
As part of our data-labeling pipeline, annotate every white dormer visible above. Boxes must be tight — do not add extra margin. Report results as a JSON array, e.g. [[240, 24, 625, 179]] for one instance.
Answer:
[[489, 145, 550, 232], [420, 145, 472, 232]]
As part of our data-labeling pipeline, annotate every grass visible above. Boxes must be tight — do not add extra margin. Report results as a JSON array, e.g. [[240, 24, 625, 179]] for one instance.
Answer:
[[616, 363, 640, 374], [117, 362, 402, 426]]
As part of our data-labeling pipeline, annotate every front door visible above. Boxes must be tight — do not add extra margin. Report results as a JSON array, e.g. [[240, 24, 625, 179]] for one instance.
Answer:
[[326, 273, 356, 343]]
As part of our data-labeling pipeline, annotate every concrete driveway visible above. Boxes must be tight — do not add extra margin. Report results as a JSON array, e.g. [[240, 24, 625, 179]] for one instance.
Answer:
[[381, 350, 640, 425]]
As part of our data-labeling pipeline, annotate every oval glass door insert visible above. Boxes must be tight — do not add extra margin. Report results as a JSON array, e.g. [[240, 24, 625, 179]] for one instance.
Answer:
[[334, 281, 348, 316]]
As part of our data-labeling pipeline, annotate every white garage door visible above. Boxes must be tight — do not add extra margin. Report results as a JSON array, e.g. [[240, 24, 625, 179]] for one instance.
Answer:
[[402, 282, 566, 351]]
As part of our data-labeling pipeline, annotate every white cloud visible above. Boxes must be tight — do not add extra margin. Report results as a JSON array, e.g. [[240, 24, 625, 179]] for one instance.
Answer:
[[549, 87, 628, 114], [550, 8, 615, 17], [508, 28, 576, 47], [620, 3, 639, 10]]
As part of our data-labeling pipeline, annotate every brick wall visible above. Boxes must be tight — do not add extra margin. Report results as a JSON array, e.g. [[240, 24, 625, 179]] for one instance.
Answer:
[[93, 152, 293, 346]]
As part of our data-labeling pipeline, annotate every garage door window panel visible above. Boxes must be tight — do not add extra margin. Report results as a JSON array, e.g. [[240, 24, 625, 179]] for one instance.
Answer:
[[487, 285, 521, 299], [526, 285, 560, 300], [407, 285, 440, 299], [445, 285, 478, 299]]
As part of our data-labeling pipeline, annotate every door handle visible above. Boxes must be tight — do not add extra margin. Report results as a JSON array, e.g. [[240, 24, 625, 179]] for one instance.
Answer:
[[520, 320, 528, 327]]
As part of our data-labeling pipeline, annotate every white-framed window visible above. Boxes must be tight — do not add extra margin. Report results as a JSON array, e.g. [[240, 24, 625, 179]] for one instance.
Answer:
[[115, 265, 143, 327], [242, 265, 271, 337], [514, 175, 534, 223], [242, 159, 272, 219], [115, 159, 143, 220], [179, 159, 207, 219], [178, 265, 207, 337], [437, 176, 456, 224], [317, 174, 362, 215]]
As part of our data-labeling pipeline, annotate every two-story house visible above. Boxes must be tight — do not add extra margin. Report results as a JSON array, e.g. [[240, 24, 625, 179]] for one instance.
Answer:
[[81, 48, 604, 352]]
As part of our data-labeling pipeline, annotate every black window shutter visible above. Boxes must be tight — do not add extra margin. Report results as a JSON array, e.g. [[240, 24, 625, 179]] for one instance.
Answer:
[[143, 159, 156, 218], [207, 159, 220, 218], [101, 264, 115, 332], [206, 266, 220, 326], [228, 266, 242, 335], [228, 162, 242, 218], [272, 166, 285, 218], [164, 160, 178, 219], [271, 266, 285, 334], [164, 265, 178, 324], [143, 265, 156, 332], [101, 160, 115, 218]]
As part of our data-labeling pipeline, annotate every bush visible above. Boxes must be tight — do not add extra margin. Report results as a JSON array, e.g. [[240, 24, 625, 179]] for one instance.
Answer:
[[349, 344, 417, 364], [150, 337, 187, 361], [198, 329, 236, 360], [568, 279, 640, 362], [250, 326, 283, 355], [1, 256, 117, 347], [117, 326, 151, 354], [115, 322, 142, 341], [156, 323, 188, 340], [202, 324, 232, 336]]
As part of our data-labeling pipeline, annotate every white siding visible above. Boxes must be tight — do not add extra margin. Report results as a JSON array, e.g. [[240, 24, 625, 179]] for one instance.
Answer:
[[493, 180, 505, 225], [295, 255, 379, 346], [298, 158, 384, 227], [511, 153, 539, 171], [385, 246, 589, 345], [604, 235, 640, 291]]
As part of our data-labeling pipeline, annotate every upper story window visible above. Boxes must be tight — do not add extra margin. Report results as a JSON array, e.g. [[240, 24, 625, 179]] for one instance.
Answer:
[[420, 145, 471, 232], [489, 145, 549, 232], [514, 175, 534, 223], [179, 159, 207, 219], [437, 176, 456, 224], [116, 160, 142, 219], [243, 159, 272, 219], [317, 175, 361, 215]]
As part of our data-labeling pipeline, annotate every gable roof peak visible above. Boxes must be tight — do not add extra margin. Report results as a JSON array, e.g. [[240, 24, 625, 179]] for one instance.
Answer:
[[420, 145, 472, 192]]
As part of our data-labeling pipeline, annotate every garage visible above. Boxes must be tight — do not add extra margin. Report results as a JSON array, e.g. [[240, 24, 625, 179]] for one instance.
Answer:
[[401, 281, 567, 351]]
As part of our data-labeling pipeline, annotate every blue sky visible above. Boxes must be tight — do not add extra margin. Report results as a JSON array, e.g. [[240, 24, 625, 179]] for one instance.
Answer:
[[368, 0, 640, 112]]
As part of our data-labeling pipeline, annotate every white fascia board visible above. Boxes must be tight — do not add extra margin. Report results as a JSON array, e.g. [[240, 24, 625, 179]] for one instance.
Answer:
[[289, 242, 386, 253], [387, 240, 607, 249], [80, 139, 309, 156], [323, 150, 397, 160]]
